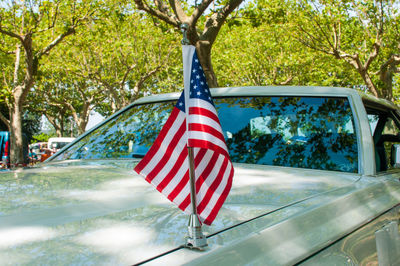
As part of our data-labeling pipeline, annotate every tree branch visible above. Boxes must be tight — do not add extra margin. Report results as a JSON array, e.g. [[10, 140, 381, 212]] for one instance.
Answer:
[[168, 0, 188, 22], [36, 27, 76, 58], [0, 111, 10, 128], [190, 0, 213, 25], [364, 42, 380, 70], [0, 27, 24, 43], [373, 54, 400, 76], [120, 63, 137, 88], [131, 66, 161, 102], [202, 0, 243, 44], [134, 0, 179, 27]]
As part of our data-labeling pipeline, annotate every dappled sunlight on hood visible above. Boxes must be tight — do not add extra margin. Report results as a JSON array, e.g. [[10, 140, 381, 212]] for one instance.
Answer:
[[58, 176, 156, 203], [75, 222, 157, 253], [0, 226, 58, 249]]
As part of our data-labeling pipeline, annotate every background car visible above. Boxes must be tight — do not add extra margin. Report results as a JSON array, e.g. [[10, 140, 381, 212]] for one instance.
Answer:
[[0, 131, 29, 168], [47, 137, 75, 153]]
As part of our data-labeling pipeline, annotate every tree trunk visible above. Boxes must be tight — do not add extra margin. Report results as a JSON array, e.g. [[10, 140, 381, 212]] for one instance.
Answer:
[[60, 116, 64, 137], [195, 40, 218, 88], [9, 95, 25, 165], [356, 68, 379, 98], [379, 65, 396, 101], [44, 113, 62, 137], [56, 128, 62, 137]]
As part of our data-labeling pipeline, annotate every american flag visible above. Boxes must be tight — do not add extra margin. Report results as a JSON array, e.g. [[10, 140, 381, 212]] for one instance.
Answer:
[[134, 45, 234, 225]]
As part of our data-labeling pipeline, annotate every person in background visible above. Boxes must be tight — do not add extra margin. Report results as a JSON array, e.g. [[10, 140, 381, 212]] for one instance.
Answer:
[[40, 149, 52, 162], [28, 148, 38, 165]]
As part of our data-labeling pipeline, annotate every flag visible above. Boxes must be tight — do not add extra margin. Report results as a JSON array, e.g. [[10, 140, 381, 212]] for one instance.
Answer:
[[134, 45, 234, 225]]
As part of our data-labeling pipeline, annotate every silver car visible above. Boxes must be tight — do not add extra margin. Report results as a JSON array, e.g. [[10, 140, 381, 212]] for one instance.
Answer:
[[1, 86, 399, 265]]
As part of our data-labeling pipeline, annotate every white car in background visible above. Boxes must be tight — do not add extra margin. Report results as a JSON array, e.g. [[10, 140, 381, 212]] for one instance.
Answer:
[[48, 137, 75, 152]]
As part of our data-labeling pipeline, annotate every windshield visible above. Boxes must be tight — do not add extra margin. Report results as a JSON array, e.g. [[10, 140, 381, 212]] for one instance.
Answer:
[[51, 142, 71, 149], [55, 96, 358, 173]]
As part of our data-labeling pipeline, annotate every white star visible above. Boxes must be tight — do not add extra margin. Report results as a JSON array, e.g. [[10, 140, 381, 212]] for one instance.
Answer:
[[194, 85, 198, 89], [195, 59, 198, 63], [192, 69, 196, 73], [196, 75, 200, 79], [179, 102, 183, 106], [191, 79, 194, 83], [201, 81, 204, 85], [197, 91, 201, 96]]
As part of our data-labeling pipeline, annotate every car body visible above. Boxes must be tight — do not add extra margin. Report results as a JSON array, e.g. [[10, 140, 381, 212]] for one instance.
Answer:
[[0, 86, 399, 265]]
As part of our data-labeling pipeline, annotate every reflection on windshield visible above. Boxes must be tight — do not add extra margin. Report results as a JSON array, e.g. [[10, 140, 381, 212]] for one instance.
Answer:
[[216, 97, 357, 173], [58, 102, 175, 160], [56, 96, 358, 173]]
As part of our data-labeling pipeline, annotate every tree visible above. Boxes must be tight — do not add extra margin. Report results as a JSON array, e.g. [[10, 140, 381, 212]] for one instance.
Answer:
[[134, 0, 245, 88], [64, 6, 180, 115], [31, 74, 103, 136], [34, 2, 181, 131], [292, 0, 400, 101], [213, 0, 360, 88], [0, 0, 98, 164]]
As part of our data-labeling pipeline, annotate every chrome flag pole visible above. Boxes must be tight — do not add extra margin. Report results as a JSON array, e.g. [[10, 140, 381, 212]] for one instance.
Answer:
[[181, 23, 207, 250], [186, 146, 207, 249]]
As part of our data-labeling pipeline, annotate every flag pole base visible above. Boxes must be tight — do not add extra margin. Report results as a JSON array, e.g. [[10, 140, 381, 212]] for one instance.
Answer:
[[185, 214, 207, 250]]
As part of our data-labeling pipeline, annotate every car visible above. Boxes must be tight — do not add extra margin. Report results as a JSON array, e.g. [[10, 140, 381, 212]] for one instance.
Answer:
[[0, 131, 10, 168], [0, 86, 399, 265], [0, 131, 29, 168], [47, 137, 75, 153]]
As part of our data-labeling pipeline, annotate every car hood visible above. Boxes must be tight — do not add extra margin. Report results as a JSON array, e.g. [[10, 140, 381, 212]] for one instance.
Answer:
[[0, 160, 360, 265]]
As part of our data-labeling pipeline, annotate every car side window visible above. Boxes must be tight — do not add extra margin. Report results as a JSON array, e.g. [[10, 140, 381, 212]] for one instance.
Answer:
[[366, 107, 400, 172], [215, 96, 358, 173]]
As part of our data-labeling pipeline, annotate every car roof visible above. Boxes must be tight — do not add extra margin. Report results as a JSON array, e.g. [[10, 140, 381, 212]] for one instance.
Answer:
[[135, 86, 398, 111], [134, 86, 359, 104], [48, 137, 75, 142]]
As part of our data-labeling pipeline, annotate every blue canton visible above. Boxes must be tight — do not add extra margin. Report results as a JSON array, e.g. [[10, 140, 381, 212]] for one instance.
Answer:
[[176, 92, 185, 112], [175, 51, 213, 113]]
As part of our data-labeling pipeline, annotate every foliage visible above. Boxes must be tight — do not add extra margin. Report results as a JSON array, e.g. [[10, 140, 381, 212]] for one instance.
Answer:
[[290, 0, 400, 100], [35, 1, 181, 123], [0, 0, 101, 163], [22, 111, 42, 143], [31, 132, 55, 143], [213, 0, 360, 88]]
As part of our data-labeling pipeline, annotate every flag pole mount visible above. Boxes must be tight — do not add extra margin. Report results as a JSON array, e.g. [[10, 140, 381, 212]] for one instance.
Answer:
[[181, 23, 190, 45], [186, 147, 207, 250]]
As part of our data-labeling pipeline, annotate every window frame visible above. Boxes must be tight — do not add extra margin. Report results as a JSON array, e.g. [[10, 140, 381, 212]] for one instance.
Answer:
[[364, 100, 400, 173]]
